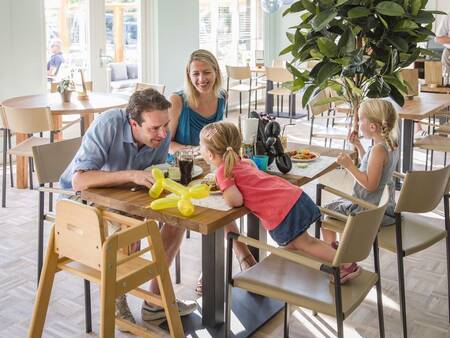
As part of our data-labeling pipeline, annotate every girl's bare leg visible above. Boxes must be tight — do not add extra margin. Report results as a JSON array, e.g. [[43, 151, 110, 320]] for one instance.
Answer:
[[224, 222, 256, 269], [285, 231, 335, 263], [322, 228, 337, 244]]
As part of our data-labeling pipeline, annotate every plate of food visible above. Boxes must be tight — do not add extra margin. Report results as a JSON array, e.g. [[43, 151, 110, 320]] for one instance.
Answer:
[[287, 149, 320, 162], [144, 163, 203, 181], [198, 174, 221, 194]]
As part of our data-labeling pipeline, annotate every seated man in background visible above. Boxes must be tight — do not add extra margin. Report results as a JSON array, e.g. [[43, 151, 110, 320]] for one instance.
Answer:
[[47, 38, 64, 76], [59, 88, 196, 324]]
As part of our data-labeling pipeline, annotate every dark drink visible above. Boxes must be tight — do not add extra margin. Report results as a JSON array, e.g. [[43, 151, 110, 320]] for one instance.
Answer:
[[179, 157, 193, 185]]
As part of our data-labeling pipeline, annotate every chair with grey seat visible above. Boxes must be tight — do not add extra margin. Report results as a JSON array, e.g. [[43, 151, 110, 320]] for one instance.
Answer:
[[225, 187, 389, 338]]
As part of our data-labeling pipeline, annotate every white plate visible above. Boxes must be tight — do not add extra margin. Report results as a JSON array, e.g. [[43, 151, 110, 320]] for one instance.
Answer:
[[290, 151, 320, 163], [190, 176, 221, 195], [144, 163, 203, 181]]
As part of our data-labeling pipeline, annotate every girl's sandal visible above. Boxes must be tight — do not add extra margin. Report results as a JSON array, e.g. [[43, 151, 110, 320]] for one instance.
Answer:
[[238, 254, 257, 271], [329, 263, 361, 284]]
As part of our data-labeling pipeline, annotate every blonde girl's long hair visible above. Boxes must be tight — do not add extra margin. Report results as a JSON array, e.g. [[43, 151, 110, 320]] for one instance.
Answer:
[[184, 49, 223, 108], [200, 122, 241, 178], [359, 99, 399, 151]]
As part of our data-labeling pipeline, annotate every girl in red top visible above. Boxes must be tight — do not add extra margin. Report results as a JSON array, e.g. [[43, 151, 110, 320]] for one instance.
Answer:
[[199, 121, 361, 283]]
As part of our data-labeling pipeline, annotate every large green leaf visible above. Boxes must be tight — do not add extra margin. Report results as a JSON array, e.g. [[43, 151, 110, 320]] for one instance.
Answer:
[[389, 85, 405, 107], [317, 62, 342, 84], [302, 84, 318, 107], [337, 27, 355, 55], [301, 0, 316, 14], [279, 45, 293, 56], [313, 96, 346, 106], [286, 32, 295, 44], [336, 0, 351, 5], [383, 74, 408, 93], [393, 19, 419, 31], [411, 0, 421, 16], [312, 9, 338, 31], [375, 1, 405, 16], [347, 7, 371, 19], [387, 36, 409, 52], [317, 37, 338, 57]]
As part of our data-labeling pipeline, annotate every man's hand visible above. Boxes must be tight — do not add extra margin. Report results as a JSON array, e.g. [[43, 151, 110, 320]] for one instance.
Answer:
[[336, 152, 353, 169], [129, 170, 154, 189]]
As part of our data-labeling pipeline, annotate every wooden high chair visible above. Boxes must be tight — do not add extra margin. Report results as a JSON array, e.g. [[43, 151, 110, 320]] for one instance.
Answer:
[[28, 199, 184, 338]]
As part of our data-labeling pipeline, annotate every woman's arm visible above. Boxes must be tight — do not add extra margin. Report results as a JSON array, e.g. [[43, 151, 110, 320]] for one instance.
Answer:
[[168, 94, 188, 152], [222, 184, 244, 207], [337, 144, 387, 192]]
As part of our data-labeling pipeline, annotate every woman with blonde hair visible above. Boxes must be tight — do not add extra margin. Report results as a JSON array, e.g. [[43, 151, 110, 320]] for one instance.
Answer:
[[168, 49, 227, 152], [323, 98, 400, 246]]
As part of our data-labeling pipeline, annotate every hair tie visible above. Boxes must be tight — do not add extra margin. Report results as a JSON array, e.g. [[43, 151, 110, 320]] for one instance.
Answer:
[[226, 146, 233, 152]]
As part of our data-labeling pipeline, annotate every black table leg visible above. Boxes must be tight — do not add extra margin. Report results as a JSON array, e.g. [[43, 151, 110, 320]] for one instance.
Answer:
[[247, 213, 266, 262], [265, 80, 274, 115], [402, 119, 414, 173], [202, 228, 225, 327]]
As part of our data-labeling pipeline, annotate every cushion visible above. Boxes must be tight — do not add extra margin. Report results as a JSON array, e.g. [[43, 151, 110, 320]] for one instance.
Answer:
[[127, 63, 138, 79], [109, 63, 128, 81]]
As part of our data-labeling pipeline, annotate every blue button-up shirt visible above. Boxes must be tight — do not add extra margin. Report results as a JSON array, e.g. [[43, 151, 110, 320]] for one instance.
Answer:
[[59, 108, 169, 190]]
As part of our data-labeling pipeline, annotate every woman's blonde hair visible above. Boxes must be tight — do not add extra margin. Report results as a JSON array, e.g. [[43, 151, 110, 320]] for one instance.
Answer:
[[200, 122, 241, 178], [184, 49, 223, 108], [359, 99, 399, 151]]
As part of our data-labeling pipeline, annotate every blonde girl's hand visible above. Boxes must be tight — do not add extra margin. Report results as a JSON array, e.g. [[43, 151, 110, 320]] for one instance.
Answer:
[[348, 130, 361, 146], [336, 152, 353, 169]]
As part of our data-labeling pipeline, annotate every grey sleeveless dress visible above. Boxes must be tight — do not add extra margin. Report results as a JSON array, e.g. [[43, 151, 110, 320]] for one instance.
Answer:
[[325, 143, 399, 226]]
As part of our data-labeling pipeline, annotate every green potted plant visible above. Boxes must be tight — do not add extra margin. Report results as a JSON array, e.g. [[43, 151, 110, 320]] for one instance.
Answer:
[[57, 78, 75, 102], [281, 0, 444, 134]]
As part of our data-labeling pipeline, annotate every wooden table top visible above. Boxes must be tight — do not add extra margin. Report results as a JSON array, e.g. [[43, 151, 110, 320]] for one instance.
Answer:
[[395, 92, 450, 120], [1, 92, 128, 115], [420, 85, 450, 94], [81, 144, 354, 235]]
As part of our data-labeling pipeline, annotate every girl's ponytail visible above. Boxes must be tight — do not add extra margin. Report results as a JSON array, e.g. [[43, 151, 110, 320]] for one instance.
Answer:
[[223, 146, 239, 178]]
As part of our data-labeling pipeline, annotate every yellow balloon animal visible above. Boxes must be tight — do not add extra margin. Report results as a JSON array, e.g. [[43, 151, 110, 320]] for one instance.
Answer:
[[148, 167, 210, 217]]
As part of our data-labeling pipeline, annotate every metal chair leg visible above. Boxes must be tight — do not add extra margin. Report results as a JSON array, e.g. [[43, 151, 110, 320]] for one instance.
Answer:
[[8, 129, 13, 188], [38, 188, 45, 283], [373, 237, 385, 338], [175, 251, 181, 284], [28, 157, 34, 189], [284, 302, 290, 338], [2, 129, 6, 208], [444, 195, 450, 323], [84, 279, 92, 333], [395, 214, 408, 338]]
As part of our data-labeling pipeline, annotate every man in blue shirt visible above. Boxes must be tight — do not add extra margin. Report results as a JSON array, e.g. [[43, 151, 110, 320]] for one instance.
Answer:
[[60, 88, 196, 324], [47, 39, 64, 76]]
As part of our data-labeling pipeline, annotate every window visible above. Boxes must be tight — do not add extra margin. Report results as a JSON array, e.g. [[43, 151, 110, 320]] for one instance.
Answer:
[[199, 0, 264, 70]]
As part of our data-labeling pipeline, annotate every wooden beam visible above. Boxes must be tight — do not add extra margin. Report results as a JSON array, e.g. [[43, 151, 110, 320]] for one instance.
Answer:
[[113, 6, 124, 62]]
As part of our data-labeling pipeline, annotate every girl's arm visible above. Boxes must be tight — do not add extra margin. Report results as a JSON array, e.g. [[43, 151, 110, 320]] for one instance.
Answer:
[[348, 131, 366, 159], [222, 184, 244, 207], [337, 144, 387, 192], [168, 95, 189, 152]]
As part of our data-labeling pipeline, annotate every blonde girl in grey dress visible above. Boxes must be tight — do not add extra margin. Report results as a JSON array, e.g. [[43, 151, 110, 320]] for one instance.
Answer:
[[323, 99, 400, 245]]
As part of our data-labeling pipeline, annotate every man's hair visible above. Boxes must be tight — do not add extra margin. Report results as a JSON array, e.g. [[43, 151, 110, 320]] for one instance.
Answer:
[[126, 88, 171, 125]]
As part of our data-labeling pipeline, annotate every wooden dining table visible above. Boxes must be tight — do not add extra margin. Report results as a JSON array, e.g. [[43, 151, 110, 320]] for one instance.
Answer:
[[1, 92, 128, 188], [80, 143, 354, 337], [394, 92, 450, 172]]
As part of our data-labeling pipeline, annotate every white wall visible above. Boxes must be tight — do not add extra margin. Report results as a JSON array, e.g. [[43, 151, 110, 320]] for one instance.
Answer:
[[149, 0, 199, 95], [0, 0, 46, 101]]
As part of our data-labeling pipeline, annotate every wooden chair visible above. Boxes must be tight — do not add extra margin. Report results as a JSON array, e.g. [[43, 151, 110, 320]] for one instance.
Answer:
[[316, 166, 450, 338], [308, 89, 352, 148], [225, 65, 266, 117], [135, 82, 166, 94], [0, 105, 14, 208], [32, 137, 81, 281], [2, 106, 60, 204], [28, 199, 184, 338], [265, 66, 299, 123], [225, 189, 389, 338], [50, 81, 93, 93]]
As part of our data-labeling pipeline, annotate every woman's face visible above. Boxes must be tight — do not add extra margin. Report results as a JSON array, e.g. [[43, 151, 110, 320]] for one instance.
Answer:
[[189, 60, 216, 94]]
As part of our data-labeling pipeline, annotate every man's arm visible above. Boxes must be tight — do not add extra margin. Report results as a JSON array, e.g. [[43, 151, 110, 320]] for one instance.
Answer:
[[72, 169, 154, 191], [436, 36, 450, 45]]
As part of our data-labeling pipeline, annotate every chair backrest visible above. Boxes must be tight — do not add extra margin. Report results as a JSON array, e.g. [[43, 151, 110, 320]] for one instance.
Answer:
[[3, 106, 54, 134], [395, 165, 450, 213], [50, 82, 58, 93], [333, 186, 389, 265], [55, 199, 106, 269], [32, 137, 81, 185], [135, 82, 166, 94], [265, 66, 293, 83], [308, 89, 331, 116], [226, 65, 251, 80], [271, 59, 286, 68]]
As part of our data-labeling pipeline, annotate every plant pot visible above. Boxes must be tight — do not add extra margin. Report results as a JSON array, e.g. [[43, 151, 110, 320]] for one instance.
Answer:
[[60, 90, 72, 103]]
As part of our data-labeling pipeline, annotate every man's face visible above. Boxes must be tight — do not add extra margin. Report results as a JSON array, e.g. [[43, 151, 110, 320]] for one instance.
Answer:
[[130, 110, 170, 148]]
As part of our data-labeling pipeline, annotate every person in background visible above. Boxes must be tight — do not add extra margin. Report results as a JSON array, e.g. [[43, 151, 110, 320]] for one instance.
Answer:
[[47, 38, 64, 76], [168, 49, 256, 294], [436, 12, 450, 75], [59, 88, 197, 325], [324, 99, 399, 247], [200, 121, 361, 284]]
